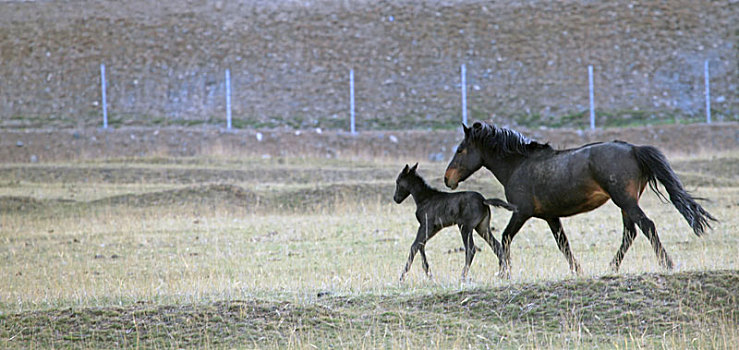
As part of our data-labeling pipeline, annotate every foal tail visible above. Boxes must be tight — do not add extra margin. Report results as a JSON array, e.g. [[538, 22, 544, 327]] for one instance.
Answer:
[[484, 198, 518, 212], [633, 145, 717, 236]]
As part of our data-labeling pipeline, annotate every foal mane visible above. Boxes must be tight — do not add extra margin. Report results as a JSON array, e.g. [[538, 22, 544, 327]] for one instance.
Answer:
[[406, 168, 437, 193], [469, 122, 552, 157]]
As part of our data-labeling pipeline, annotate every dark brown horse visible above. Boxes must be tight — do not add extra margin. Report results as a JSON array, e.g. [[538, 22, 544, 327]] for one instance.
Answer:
[[444, 122, 716, 278]]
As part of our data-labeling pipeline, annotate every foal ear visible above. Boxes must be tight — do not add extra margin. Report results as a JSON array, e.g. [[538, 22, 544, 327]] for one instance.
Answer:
[[410, 162, 418, 173]]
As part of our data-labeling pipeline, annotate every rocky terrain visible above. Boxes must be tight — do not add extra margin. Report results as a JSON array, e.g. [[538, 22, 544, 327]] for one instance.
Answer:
[[1, 0, 736, 130]]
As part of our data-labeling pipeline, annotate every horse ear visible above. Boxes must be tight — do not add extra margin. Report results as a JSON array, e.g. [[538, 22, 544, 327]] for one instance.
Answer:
[[410, 162, 418, 173], [402, 164, 410, 174], [462, 123, 470, 136]]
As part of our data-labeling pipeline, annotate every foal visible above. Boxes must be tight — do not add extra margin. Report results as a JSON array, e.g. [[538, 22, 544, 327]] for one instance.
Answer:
[[394, 163, 516, 281]]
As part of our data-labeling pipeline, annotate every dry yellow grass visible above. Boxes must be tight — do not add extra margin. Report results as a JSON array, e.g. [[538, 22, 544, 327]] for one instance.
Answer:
[[1, 158, 736, 304], [0, 154, 737, 348]]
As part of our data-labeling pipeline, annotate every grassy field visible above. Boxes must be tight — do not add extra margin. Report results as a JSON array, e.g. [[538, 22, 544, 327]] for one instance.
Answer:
[[1, 153, 737, 348]]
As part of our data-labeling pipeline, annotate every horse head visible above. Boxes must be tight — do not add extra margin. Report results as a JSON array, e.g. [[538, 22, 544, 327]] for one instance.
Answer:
[[444, 123, 484, 189]]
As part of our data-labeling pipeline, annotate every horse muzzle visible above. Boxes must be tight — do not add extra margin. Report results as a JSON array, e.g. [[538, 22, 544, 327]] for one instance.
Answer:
[[444, 168, 460, 189]]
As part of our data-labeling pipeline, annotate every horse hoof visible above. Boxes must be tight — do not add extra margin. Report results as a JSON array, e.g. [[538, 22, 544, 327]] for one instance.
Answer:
[[608, 261, 620, 274]]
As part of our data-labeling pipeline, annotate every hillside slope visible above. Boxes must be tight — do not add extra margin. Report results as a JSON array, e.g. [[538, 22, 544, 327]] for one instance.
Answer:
[[1, 270, 736, 348], [0, 0, 736, 129]]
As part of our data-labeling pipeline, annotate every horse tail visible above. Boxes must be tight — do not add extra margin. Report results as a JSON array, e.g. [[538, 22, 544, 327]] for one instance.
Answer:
[[484, 198, 518, 212], [633, 145, 717, 236]]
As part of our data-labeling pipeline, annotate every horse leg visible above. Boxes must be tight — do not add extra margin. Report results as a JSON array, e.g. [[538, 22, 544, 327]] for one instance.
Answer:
[[609, 210, 638, 273], [546, 218, 582, 275], [459, 225, 476, 280], [400, 225, 439, 281], [622, 205, 673, 270], [418, 244, 432, 279], [498, 213, 529, 279]]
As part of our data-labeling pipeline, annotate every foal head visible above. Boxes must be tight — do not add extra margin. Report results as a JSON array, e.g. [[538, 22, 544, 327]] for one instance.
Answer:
[[393, 163, 419, 203]]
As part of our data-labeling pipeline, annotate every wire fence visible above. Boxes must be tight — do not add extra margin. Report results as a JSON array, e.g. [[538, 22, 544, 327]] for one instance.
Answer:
[[1, 58, 735, 131]]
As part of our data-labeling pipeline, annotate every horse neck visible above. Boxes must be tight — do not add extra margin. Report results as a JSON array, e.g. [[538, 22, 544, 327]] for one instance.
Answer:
[[407, 176, 437, 205], [482, 152, 525, 187]]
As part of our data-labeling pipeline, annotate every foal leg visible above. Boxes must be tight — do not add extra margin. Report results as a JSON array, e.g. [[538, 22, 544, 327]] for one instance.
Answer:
[[475, 210, 502, 258], [459, 225, 477, 280], [546, 218, 582, 275], [400, 225, 440, 281], [418, 245, 431, 277], [609, 210, 638, 273], [498, 213, 529, 279]]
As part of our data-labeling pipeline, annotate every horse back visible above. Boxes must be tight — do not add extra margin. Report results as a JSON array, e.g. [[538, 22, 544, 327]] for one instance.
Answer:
[[510, 141, 641, 217], [415, 191, 487, 228]]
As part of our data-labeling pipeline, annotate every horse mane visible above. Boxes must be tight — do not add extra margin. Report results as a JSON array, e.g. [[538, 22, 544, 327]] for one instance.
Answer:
[[406, 169, 438, 194], [469, 122, 553, 157], [400, 167, 442, 204]]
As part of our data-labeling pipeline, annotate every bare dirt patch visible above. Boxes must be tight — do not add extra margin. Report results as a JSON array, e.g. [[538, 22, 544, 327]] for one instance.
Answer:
[[2, 123, 737, 163]]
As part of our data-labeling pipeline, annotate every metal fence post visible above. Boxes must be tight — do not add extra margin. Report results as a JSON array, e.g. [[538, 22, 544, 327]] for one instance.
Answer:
[[704, 60, 711, 124], [226, 69, 232, 130], [350, 69, 356, 134], [588, 65, 595, 129], [461, 64, 468, 126], [101, 63, 108, 129]]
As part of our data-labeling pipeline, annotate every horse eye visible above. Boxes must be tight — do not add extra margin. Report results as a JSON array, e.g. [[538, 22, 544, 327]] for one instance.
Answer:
[[456, 147, 464, 154]]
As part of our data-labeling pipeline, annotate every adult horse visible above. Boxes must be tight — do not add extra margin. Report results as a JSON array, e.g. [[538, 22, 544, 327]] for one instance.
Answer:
[[444, 121, 716, 278]]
